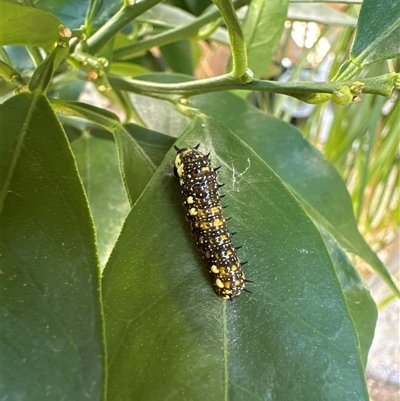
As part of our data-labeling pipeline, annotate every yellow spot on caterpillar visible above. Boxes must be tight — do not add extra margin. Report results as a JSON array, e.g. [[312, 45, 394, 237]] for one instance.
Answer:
[[211, 265, 219, 274], [210, 207, 220, 214], [177, 164, 184, 177], [221, 234, 227, 241], [215, 279, 224, 288], [227, 250, 232, 256], [235, 280, 241, 286], [189, 208, 197, 216], [200, 222, 209, 230], [202, 166, 210, 172], [224, 282, 231, 289], [213, 219, 223, 227], [231, 264, 237, 271], [198, 236, 204, 244], [187, 196, 194, 204]]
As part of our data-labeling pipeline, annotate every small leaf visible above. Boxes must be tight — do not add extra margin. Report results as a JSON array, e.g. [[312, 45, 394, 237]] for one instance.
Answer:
[[1, 93, 105, 400], [72, 134, 130, 268], [0, 1, 61, 47], [243, 0, 289, 79], [334, 0, 400, 80], [28, 43, 69, 93], [351, 0, 400, 66]]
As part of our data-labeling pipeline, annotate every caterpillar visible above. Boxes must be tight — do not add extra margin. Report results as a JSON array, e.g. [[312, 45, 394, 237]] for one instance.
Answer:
[[173, 144, 248, 300]]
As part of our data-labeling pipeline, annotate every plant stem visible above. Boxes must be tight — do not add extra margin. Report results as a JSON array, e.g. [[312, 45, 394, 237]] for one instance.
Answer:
[[212, 0, 247, 78], [113, 0, 248, 60], [84, 0, 163, 54], [107, 72, 399, 102]]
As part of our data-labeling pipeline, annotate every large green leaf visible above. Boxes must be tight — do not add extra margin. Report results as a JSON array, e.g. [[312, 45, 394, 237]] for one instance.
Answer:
[[192, 91, 399, 295], [1, 93, 105, 400], [120, 73, 397, 294], [0, 1, 61, 47], [72, 134, 130, 268], [102, 115, 368, 400]]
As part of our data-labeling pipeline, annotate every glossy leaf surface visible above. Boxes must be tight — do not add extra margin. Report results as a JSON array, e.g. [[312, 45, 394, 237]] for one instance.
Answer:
[[243, 0, 289, 78], [1, 93, 104, 401], [192, 91, 398, 295], [51, 100, 156, 206], [320, 228, 377, 368], [351, 0, 400, 65], [102, 115, 368, 401], [0, 1, 61, 47], [72, 135, 130, 268]]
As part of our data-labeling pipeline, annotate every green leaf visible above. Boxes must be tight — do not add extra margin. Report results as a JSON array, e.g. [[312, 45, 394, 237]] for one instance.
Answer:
[[243, 0, 289, 78], [351, 0, 400, 66], [124, 122, 176, 166], [0, 1, 62, 47], [72, 134, 130, 269], [334, 0, 400, 79], [192, 91, 399, 296], [109, 62, 150, 77], [320, 227, 378, 368], [129, 92, 191, 137], [160, 40, 195, 75], [139, 3, 229, 44], [28, 43, 69, 93], [30, 0, 90, 29], [51, 100, 157, 205], [140, 3, 202, 27], [1, 93, 105, 400], [102, 115, 368, 400]]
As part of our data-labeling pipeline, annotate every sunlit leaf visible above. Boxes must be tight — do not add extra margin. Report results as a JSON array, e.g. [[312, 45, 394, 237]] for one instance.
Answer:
[[0, 1, 61, 47]]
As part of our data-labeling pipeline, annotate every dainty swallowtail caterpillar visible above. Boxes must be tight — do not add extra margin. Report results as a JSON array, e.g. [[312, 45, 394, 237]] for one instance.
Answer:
[[173, 144, 249, 300]]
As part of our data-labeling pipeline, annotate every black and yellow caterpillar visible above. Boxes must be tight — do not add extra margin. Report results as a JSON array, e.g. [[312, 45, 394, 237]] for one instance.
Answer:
[[174, 144, 248, 300]]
